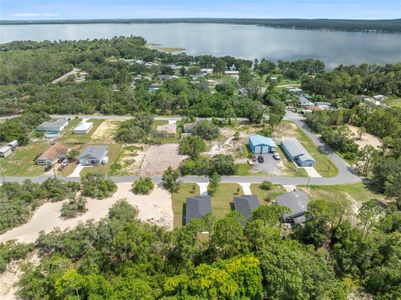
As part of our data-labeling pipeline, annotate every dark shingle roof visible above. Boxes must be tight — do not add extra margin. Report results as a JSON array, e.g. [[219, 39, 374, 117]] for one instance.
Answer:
[[275, 191, 310, 223], [185, 195, 211, 225], [234, 195, 260, 219]]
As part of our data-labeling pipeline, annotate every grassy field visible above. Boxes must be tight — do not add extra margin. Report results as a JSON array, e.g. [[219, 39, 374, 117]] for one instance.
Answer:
[[301, 183, 386, 203], [250, 183, 287, 204], [211, 183, 243, 219], [385, 98, 401, 108], [59, 119, 104, 145], [0, 141, 49, 176], [80, 144, 123, 176], [171, 183, 200, 228]]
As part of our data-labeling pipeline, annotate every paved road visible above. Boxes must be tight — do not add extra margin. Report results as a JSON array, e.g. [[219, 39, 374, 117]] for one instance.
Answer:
[[2, 111, 360, 186]]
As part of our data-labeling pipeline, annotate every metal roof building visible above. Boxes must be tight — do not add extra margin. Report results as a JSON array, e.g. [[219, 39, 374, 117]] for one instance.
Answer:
[[37, 119, 68, 133], [249, 135, 276, 154], [281, 138, 315, 167], [74, 122, 93, 135], [185, 195, 212, 225], [275, 190, 310, 224], [234, 195, 260, 220]]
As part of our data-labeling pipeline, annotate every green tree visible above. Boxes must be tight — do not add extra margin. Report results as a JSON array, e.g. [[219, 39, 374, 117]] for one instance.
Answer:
[[162, 167, 181, 193], [131, 177, 154, 195], [179, 136, 206, 159]]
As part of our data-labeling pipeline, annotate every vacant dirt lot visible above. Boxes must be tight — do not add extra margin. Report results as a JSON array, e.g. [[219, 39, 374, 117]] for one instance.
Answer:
[[273, 121, 299, 141], [91, 120, 120, 142], [347, 125, 382, 149], [0, 183, 173, 244], [139, 144, 187, 176]]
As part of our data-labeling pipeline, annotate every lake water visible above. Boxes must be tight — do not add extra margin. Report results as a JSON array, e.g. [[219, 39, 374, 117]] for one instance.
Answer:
[[1, 23, 401, 68]]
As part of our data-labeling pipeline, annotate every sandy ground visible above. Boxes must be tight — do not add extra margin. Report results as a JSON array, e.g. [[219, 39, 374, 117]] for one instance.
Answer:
[[91, 120, 120, 142], [0, 252, 40, 300], [347, 125, 382, 150], [0, 183, 173, 244], [116, 144, 147, 175], [139, 144, 187, 176], [206, 128, 248, 158], [273, 122, 298, 141]]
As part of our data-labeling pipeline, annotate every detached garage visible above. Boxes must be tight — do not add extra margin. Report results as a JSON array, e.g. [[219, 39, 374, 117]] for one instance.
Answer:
[[249, 135, 276, 154], [281, 138, 315, 167]]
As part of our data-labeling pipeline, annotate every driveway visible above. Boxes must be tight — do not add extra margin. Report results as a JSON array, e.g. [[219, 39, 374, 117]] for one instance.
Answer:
[[304, 167, 321, 178], [68, 164, 86, 177], [251, 154, 282, 175]]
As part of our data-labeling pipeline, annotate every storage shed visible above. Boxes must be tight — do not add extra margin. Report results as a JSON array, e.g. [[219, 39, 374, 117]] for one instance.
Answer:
[[185, 195, 212, 225], [281, 138, 315, 167], [74, 122, 93, 135], [249, 135, 276, 154], [8, 140, 18, 150]]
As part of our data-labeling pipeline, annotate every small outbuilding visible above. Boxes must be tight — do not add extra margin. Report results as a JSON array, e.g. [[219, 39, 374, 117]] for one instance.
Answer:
[[275, 190, 310, 224], [0, 146, 12, 158], [234, 195, 260, 219], [36, 142, 70, 166], [281, 138, 315, 167], [7, 140, 18, 150], [79, 145, 108, 166], [74, 121, 93, 135], [249, 135, 276, 154], [185, 195, 212, 225]]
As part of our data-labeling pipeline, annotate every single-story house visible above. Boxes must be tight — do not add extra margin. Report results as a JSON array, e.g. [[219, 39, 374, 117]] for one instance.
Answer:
[[0, 146, 12, 158], [281, 138, 315, 167], [8, 140, 18, 150], [185, 195, 212, 225], [249, 135, 276, 154], [224, 70, 240, 79], [304, 105, 322, 111], [36, 142, 70, 166], [288, 87, 302, 93], [73, 121, 93, 135], [373, 95, 388, 101], [200, 68, 214, 75], [79, 145, 108, 166], [234, 195, 260, 220], [298, 94, 314, 107], [316, 102, 332, 110], [37, 118, 69, 133], [275, 190, 310, 224], [148, 83, 162, 93], [155, 123, 177, 138], [158, 74, 172, 81]]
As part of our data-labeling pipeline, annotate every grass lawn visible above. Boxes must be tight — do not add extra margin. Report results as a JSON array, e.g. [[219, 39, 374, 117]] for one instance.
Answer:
[[171, 183, 200, 228], [80, 144, 123, 176], [211, 183, 243, 219], [59, 119, 104, 145], [0, 141, 49, 176], [301, 183, 386, 203], [236, 163, 268, 176], [385, 98, 401, 108], [250, 183, 287, 204]]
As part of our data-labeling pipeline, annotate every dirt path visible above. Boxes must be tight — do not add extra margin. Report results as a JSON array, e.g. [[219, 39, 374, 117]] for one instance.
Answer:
[[0, 183, 173, 244]]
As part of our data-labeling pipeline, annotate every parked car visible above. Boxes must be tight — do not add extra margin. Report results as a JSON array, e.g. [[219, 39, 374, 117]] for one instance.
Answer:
[[257, 155, 264, 163], [273, 153, 281, 160]]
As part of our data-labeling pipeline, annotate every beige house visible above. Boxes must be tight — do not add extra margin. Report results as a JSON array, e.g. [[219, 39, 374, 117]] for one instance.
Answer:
[[36, 142, 70, 166]]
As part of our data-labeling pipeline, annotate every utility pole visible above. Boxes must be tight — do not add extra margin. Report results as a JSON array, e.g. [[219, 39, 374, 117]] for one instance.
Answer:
[[53, 166, 57, 179], [328, 152, 333, 172], [307, 175, 311, 186], [0, 165, 5, 183]]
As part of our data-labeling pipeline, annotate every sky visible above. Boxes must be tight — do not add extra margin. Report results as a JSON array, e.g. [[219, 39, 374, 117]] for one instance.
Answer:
[[1, 0, 401, 20]]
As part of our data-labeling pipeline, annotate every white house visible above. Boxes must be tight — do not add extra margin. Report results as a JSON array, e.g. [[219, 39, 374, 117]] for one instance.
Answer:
[[79, 146, 108, 166]]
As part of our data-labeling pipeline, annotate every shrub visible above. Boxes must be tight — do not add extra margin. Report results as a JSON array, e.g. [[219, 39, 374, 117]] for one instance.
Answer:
[[132, 177, 154, 195], [260, 180, 273, 190], [81, 173, 117, 199], [60, 196, 88, 219], [179, 136, 206, 159], [0, 241, 34, 272]]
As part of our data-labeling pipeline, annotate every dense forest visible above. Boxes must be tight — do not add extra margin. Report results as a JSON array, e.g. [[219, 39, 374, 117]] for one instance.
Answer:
[[2, 18, 401, 32]]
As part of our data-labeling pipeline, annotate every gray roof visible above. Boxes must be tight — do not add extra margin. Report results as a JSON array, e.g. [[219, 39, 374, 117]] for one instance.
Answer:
[[79, 145, 108, 160], [185, 195, 211, 225], [281, 138, 314, 161], [275, 191, 310, 222], [234, 195, 260, 219], [296, 153, 315, 163], [37, 119, 68, 131]]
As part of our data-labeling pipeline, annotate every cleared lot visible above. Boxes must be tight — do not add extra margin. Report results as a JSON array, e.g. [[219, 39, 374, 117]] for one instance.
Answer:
[[0, 183, 173, 243], [91, 120, 121, 143], [139, 144, 187, 176]]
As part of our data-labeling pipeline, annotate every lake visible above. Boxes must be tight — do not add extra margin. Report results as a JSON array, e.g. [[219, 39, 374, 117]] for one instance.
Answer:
[[1, 23, 401, 67]]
